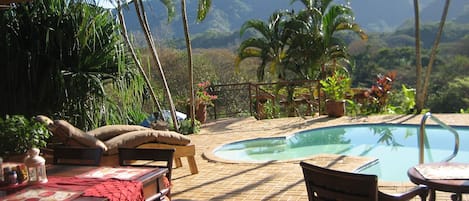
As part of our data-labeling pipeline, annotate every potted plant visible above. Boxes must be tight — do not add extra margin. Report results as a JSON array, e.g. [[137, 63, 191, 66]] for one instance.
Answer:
[[195, 81, 217, 123], [320, 71, 351, 117], [0, 115, 51, 161]]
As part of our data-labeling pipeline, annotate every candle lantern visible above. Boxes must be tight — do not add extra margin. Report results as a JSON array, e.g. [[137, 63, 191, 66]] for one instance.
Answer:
[[23, 148, 48, 183]]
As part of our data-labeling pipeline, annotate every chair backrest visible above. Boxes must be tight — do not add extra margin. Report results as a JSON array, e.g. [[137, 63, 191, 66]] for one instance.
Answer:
[[53, 146, 103, 166], [300, 161, 378, 201], [118, 148, 175, 181]]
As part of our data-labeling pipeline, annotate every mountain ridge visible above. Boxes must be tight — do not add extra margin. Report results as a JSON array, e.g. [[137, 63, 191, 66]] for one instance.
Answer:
[[119, 0, 468, 40]]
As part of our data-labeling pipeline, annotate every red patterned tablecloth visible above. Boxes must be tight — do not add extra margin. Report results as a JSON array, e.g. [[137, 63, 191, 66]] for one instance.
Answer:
[[2, 176, 144, 201], [76, 166, 153, 180]]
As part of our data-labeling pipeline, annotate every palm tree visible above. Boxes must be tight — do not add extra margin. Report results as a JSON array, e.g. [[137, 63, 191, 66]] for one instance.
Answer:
[[236, 0, 366, 116], [237, 0, 367, 81], [413, 0, 451, 113], [236, 10, 293, 81], [290, 0, 367, 79], [180, 0, 211, 131], [236, 10, 303, 116]]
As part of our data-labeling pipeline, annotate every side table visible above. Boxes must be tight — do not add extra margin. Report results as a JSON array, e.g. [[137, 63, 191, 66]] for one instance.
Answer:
[[407, 162, 469, 201]]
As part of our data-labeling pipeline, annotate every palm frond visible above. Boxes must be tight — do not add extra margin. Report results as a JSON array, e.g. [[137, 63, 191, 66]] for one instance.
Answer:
[[159, 0, 176, 22], [196, 0, 211, 22]]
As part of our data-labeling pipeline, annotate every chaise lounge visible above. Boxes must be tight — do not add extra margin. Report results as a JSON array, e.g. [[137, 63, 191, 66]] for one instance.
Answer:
[[36, 115, 199, 174]]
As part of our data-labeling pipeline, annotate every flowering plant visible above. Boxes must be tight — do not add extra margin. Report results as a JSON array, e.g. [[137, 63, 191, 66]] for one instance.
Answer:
[[196, 81, 217, 106]]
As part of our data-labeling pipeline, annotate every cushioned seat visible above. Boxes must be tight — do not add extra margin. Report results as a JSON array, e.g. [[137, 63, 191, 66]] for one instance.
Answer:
[[35, 115, 198, 174]]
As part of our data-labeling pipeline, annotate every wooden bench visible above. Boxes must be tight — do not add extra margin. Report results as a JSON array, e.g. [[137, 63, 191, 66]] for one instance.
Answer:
[[137, 143, 198, 174]]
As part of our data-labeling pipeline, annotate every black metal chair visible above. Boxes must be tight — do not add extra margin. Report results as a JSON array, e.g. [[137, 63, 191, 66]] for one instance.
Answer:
[[53, 146, 103, 166], [118, 147, 175, 201], [300, 161, 428, 201]]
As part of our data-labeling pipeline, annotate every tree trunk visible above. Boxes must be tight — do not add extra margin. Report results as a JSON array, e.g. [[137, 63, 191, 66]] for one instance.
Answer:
[[414, 0, 451, 113], [134, 0, 179, 130], [181, 0, 196, 130], [421, 0, 451, 109], [413, 0, 423, 113], [115, 0, 163, 114]]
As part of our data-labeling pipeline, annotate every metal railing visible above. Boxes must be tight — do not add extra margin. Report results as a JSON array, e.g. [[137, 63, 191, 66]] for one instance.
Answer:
[[418, 112, 460, 164]]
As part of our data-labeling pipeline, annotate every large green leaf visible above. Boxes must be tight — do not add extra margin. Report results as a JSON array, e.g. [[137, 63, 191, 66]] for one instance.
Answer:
[[196, 0, 211, 22]]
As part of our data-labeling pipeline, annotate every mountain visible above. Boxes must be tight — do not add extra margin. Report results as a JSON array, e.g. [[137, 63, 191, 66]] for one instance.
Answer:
[[119, 0, 469, 42]]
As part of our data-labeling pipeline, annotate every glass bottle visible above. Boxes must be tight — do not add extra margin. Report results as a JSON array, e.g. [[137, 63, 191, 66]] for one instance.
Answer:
[[8, 171, 17, 185]]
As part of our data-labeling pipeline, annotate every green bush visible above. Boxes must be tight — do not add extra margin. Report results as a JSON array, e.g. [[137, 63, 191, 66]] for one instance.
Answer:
[[320, 71, 351, 101], [179, 119, 201, 135], [0, 115, 51, 156]]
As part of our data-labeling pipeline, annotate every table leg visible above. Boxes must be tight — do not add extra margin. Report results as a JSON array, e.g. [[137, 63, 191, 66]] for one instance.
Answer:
[[429, 189, 436, 201], [450, 193, 462, 201]]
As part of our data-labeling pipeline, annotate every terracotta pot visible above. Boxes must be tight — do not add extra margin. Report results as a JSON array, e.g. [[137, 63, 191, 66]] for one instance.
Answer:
[[195, 104, 207, 123], [326, 100, 345, 117]]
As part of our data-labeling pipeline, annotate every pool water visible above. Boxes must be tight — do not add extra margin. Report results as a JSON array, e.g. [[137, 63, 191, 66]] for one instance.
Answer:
[[213, 124, 469, 182]]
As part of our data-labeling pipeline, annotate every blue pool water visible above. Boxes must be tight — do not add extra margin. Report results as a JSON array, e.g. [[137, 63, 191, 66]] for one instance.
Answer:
[[213, 124, 469, 182]]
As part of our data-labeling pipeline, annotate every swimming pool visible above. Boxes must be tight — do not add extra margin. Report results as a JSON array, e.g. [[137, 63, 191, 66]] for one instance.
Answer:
[[212, 124, 469, 182]]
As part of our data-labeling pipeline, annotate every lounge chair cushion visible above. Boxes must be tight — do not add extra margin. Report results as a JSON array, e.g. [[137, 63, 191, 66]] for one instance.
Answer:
[[35, 115, 54, 129], [87, 125, 150, 141], [105, 130, 191, 155], [52, 120, 108, 152]]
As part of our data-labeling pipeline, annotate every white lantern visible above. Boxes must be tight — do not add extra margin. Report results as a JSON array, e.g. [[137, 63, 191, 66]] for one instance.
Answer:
[[23, 148, 48, 183]]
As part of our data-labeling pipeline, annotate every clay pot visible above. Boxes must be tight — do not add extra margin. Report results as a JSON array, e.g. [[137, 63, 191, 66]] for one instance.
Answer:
[[195, 103, 207, 123], [325, 100, 345, 117]]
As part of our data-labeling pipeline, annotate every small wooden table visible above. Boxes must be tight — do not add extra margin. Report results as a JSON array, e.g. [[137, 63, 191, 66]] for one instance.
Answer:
[[407, 162, 469, 201], [1, 165, 168, 201]]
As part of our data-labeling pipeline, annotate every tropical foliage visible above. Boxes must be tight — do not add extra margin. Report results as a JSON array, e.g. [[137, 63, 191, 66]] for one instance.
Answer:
[[1, 0, 467, 130], [235, 0, 366, 116], [0, 0, 146, 130], [386, 84, 416, 114], [236, 10, 293, 82], [320, 70, 351, 101], [236, 0, 367, 82], [287, 0, 367, 79]]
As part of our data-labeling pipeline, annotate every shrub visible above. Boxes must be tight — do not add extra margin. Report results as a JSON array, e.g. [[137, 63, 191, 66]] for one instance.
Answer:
[[0, 115, 51, 156], [179, 119, 201, 135]]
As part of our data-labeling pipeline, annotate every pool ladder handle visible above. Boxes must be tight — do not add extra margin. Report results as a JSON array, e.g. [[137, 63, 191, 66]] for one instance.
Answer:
[[418, 112, 461, 201], [418, 112, 460, 164]]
